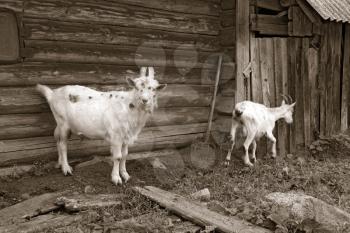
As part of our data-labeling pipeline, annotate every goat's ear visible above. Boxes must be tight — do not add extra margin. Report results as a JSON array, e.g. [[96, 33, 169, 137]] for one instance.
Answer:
[[140, 67, 147, 77], [148, 67, 154, 78], [156, 84, 167, 91], [126, 77, 136, 88]]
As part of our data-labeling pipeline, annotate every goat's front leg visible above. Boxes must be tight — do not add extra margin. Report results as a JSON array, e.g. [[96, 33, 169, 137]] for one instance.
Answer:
[[119, 144, 130, 183], [243, 131, 255, 167], [250, 140, 257, 163], [225, 120, 239, 166], [111, 143, 123, 185], [266, 131, 277, 158]]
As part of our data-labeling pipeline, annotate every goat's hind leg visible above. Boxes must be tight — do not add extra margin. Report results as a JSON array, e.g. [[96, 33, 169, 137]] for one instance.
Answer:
[[225, 120, 239, 166], [243, 131, 255, 167], [249, 140, 257, 163], [56, 125, 73, 175]]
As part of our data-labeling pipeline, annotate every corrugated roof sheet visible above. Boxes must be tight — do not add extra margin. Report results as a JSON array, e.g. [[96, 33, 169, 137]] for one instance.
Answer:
[[305, 0, 350, 23]]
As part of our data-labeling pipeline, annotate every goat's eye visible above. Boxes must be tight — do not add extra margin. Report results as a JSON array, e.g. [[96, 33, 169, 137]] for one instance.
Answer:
[[148, 87, 151, 90], [141, 83, 145, 88], [141, 90, 143, 92]]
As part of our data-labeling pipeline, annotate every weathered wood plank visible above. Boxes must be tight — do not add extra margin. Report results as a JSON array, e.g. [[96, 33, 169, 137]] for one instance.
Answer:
[[23, 40, 215, 68], [295, 0, 322, 24], [318, 23, 327, 136], [221, 0, 236, 10], [134, 186, 272, 233], [250, 37, 262, 103], [301, 38, 311, 145], [0, 85, 212, 114], [290, 6, 312, 37], [215, 95, 234, 115], [23, 18, 219, 52], [235, 0, 250, 103], [308, 47, 319, 140], [274, 38, 288, 155], [23, 0, 219, 35], [294, 38, 304, 148], [280, 0, 296, 7], [0, 214, 85, 233], [0, 192, 65, 226], [255, 0, 285, 11], [0, 107, 210, 140], [259, 39, 272, 106], [0, 63, 215, 86], [250, 14, 288, 36], [341, 24, 350, 131], [0, 11, 20, 63], [287, 38, 297, 152], [0, 123, 206, 165]]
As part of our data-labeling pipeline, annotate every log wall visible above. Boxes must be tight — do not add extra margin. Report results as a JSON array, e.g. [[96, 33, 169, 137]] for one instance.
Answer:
[[0, 0, 221, 165]]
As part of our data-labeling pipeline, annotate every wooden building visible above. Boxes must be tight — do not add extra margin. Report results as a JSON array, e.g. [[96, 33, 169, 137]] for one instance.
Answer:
[[216, 0, 350, 155], [0, 0, 349, 166]]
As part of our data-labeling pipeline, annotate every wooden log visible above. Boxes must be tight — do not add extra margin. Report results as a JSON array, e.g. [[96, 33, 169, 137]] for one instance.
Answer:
[[0, 214, 86, 233], [0, 11, 20, 63], [56, 194, 122, 212], [341, 24, 350, 131], [134, 186, 272, 233], [235, 0, 250, 103], [220, 27, 236, 46], [221, 10, 235, 28], [101, 0, 220, 16], [215, 95, 234, 115], [301, 38, 311, 145], [23, 40, 215, 69], [0, 0, 23, 12], [255, 0, 285, 11], [0, 63, 215, 86], [251, 14, 288, 25], [221, 0, 236, 10], [0, 192, 65, 226], [330, 23, 343, 134], [0, 123, 206, 165], [0, 107, 210, 140], [0, 85, 212, 114], [23, 18, 219, 52], [23, 0, 219, 36]]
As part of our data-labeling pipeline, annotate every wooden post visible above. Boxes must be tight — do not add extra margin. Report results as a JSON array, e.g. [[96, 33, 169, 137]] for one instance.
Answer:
[[341, 24, 350, 131], [235, 0, 250, 103]]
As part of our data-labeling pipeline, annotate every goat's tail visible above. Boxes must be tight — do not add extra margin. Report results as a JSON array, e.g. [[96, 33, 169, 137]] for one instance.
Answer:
[[36, 84, 53, 102]]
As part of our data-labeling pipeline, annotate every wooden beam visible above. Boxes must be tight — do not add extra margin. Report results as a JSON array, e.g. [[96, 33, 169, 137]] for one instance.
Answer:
[[280, 0, 296, 7], [341, 24, 350, 131], [134, 186, 272, 233], [295, 0, 322, 24], [254, 0, 285, 11], [235, 0, 250, 103]]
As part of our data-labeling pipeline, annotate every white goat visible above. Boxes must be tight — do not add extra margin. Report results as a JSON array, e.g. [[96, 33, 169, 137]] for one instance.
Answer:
[[225, 97, 295, 166], [36, 67, 166, 185]]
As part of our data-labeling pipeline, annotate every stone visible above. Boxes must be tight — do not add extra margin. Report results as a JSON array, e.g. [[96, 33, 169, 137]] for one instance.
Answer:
[[266, 192, 350, 233], [191, 188, 210, 202]]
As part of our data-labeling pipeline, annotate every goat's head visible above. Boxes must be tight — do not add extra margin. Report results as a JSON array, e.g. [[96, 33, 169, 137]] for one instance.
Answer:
[[126, 67, 167, 112], [280, 94, 296, 124]]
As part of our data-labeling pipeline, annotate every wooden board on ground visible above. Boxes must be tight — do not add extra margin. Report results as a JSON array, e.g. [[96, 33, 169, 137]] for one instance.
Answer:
[[134, 186, 272, 233], [0, 192, 65, 226]]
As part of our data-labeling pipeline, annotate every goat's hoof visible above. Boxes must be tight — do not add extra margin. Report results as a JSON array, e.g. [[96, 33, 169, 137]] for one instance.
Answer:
[[121, 172, 130, 183], [271, 154, 277, 159], [111, 176, 123, 186], [224, 160, 230, 166], [62, 165, 73, 175], [251, 157, 257, 163], [244, 161, 254, 167]]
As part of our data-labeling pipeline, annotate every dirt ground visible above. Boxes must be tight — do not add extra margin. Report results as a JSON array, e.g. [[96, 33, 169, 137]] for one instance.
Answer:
[[1, 133, 350, 232]]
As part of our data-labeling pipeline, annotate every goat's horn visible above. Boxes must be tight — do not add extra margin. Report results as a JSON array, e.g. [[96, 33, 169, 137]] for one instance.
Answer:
[[140, 67, 146, 76], [287, 94, 293, 103], [280, 94, 289, 104]]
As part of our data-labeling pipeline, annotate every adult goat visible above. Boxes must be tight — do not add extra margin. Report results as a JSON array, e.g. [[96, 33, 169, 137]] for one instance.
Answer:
[[36, 67, 166, 185]]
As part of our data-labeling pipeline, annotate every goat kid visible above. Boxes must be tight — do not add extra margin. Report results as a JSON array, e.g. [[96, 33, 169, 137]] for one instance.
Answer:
[[36, 67, 166, 185], [225, 98, 295, 167]]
